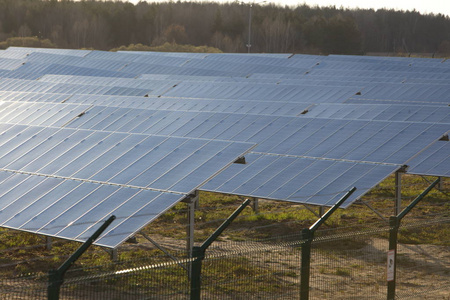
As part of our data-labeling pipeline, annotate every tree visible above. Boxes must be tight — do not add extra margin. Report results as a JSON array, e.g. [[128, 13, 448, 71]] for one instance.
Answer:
[[324, 14, 362, 54], [164, 24, 188, 44]]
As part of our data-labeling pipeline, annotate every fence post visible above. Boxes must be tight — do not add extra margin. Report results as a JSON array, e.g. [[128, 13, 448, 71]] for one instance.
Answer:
[[299, 187, 356, 300], [386, 177, 440, 300], [189, 199, 251, 300], [47, 215, 116, 300], [47, 269, 61, 300], [300, 228, 312, 300], [387, 216, 399, 300], [190, 246, 204, 300]]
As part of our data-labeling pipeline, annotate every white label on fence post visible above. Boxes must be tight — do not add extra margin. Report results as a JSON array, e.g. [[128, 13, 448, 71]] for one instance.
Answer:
[[387, 249, 395, 282]]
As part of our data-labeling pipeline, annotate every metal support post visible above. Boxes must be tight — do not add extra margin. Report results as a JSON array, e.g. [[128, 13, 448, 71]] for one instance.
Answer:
[[386, 178, 440, 300], [319, 206, 325, 217], [46, 237, 52, 251], [189, 199, 251, 300], [252, 197, 259, 214], [299, 187, 356, 300], [186, 194, 198, 258], [110, 248, 118, 261], [48, 215, 115, 300], [395, 171, 402, 215]]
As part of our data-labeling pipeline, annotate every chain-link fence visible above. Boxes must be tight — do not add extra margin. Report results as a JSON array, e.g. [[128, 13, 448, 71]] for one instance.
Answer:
[[1, 217, 448, 299]]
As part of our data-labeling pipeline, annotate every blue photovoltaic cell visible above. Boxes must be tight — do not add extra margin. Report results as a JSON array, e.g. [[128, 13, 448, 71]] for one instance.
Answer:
[[0, 101, 90, 127], [0, 91, 71, 103], [14, 62, 136, 78], [183, 58, 307, 75], [65, 94, 313, 116], [0, 78, 57, 94], [119, 51, 208, 59], [406, 138, 450, 177], [0, 50, 29, 60], [352, 83, 450, 104], [0, 58, 25, 71], [303, 103, 450, 123], [0, 171, 184, 248], [25, 52, 127, 71], [38, 74, 178, 94], [200, 153, 399, 207], [203, 53, 318, 68], [121, 62, 243, 77], [161, 82, 359, 103], [5, 47, 92, 57], [344, 98, 448, 106], [1, 70, 44, 80], [307, 68, 450, 81]]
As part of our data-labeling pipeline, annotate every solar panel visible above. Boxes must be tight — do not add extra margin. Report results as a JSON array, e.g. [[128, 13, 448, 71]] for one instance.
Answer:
[[1, 70, 44, 80], [38, 75, 179, 94], [5, 47, 92, 57], [65, 94, 312, 116], [121, 61, 244, 77], [0, 101, 90, 127], [303, 103, 450, 123], [0, 58, 24, 71], [200, 153, 399, 207], [0, 50, 29, 60], [54, 105, 447, 166], [0, 91, 71, 103], [0, 122, 254, 247], [0, 78, 160, 97], [406, 137, 450, 177], [0, 78, 56, 93], [15, 62, 136, 78], [0, 170, 184, 248], [161, 82, 359, 102], [183, 58, 307, 75], [203, 53, 318, 68], [119, 51, 208, 59], [308, 68, 450, 80], [0, 123, 253, 194], [353, 83, 450, 104]]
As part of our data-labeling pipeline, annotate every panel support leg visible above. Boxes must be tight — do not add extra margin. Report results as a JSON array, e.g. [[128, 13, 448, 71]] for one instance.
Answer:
[[395, 171, 402, 215], [319, 206, 325, 217], [252, 197, 259, 214], [186, 193, 199, 258], [46, 237, 53, 251]]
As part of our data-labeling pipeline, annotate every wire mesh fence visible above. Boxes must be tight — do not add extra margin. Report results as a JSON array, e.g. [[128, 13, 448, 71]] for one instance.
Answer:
[[1, 217, 448, 299], [395, 219, 450, 299]]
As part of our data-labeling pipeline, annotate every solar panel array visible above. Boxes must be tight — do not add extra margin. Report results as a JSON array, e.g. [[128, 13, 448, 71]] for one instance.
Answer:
[[0, 46, 449, 248]]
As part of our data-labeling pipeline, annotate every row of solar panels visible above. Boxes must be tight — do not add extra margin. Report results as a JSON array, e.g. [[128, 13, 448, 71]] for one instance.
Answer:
[[0, 47, 448, 248]]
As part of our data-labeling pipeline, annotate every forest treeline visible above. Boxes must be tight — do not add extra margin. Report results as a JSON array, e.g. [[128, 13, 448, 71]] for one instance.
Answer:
[[1, 0, 450, 55]]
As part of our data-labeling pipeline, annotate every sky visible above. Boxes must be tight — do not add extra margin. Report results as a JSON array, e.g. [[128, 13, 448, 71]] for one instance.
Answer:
[[124, 0, 450, 17]]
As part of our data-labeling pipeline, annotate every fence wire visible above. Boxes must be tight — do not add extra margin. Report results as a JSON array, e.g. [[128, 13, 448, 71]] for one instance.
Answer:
[[1, 217, 448, 299]]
